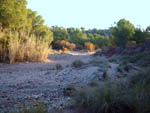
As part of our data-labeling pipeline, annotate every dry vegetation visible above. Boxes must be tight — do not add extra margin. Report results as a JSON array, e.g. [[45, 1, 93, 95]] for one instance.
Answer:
[[0, 30, 50, 64], [84, 42, 95, 51], [72, 69, 150, 113], [53, 40, 76, 51]]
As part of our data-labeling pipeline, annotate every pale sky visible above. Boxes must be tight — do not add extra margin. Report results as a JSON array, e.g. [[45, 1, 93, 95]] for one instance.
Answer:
[[27, 0, 150, 29]]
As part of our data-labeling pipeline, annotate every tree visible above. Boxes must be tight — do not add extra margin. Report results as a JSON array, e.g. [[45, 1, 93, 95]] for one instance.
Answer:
[[133, 28, 147, 43], [69, 28, 87, 45], [39, 26, 53, 43], [0, 0, 28, 30], [51, 26, 69, 41], [111, 19, 135, 47], [146, 26, 150, 32]]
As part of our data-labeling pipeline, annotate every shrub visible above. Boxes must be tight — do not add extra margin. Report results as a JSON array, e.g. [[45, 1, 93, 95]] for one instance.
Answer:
[[0, 31, 50, 64], [11, 104, 46, 113], [72, 69, 150, 113], [72, 60, 84, 68], [53, 40, 76, 51], [68, 43, 76, 50], [55, 64, 63, 70], [84, 42, 95, 51]]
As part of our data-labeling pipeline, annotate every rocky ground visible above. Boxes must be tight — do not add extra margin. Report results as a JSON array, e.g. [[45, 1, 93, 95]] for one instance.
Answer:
[[0, 51, 140, 113]]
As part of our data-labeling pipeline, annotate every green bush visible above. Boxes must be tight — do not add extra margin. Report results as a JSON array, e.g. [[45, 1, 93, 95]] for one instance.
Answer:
[[72, 69, 150, 113]]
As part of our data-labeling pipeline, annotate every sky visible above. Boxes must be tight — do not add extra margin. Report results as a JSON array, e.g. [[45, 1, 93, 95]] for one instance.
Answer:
[[27, 0, 150, 29]]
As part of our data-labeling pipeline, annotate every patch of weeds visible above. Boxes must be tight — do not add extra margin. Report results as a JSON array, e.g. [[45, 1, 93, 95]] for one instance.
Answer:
[[10, 104, 46, 113], [55, 64, 63, 70], [72, 69, 150, 113], [120, 52, 150, 67], [72, 60, 84, 68]]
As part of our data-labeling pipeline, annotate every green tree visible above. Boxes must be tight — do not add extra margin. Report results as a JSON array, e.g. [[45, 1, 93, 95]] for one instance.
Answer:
[[0, 0, 28, 30], [51, 26, 69, 41], [132, 28, 147, 43], [27, 10, 45, 36], [39, 26, 53, 43], [69, 28, 87, 45], [111, 19, 135, 47]]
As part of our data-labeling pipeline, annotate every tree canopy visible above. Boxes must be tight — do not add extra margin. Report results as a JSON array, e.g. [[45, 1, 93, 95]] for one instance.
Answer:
[[111, 19, 135, 47]]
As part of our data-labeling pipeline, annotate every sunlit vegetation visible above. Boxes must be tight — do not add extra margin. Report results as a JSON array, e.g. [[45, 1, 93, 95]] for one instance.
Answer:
[[0, 0, 53, 63], [51, 26, 110, 51], [84, 42, 95, 51]]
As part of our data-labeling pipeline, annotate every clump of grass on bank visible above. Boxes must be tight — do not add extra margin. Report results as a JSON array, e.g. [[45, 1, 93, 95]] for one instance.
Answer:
[[0, 30, 50, 64], [72, 60, 85, 68], [55, 64, 63, 70], [120, 52, 150, 67], [72, 69, 150, 113], [10, 104, 46, 113]]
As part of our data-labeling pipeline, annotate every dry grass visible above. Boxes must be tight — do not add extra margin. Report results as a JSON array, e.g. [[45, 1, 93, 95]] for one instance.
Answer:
[[53, 40, 76, 51], [0, 31, 50, 64], [84, 42, 95, 51]]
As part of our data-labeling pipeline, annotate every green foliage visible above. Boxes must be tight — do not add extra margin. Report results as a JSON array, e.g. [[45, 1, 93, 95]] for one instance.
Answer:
[[111, 19, 135, 47], [0, 0, 53, 63], [0, 0, 53, 42], [52, 27, 110, 49], [132, 28, 147, 43], [27, 9, 53, 43], [73, 69, 150, 113], [0, 0, 28, 30], [87, 33, 109, 47], [69, 28, 88, 45], [52, 26, 69, 41]]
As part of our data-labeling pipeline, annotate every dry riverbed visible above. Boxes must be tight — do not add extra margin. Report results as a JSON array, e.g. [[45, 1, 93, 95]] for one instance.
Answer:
[[0, 52, 139, 113]]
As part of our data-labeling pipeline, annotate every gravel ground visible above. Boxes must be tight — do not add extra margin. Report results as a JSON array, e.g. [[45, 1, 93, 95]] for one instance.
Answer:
[[0, 51, 133, 113], [0, 52, 103, 112]]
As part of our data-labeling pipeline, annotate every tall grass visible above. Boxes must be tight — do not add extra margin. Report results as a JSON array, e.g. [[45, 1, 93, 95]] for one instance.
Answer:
[[0, 30, 50, 64], [73, 69, 150, 113]]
